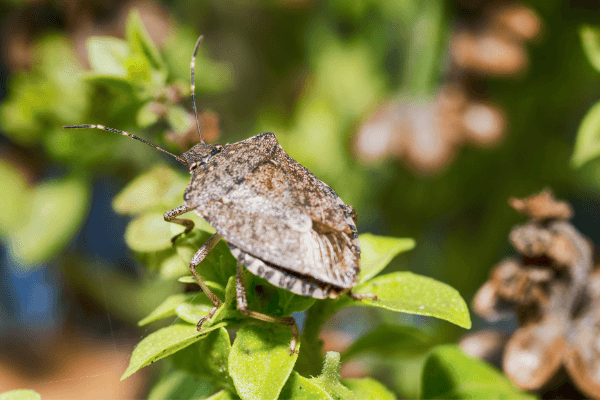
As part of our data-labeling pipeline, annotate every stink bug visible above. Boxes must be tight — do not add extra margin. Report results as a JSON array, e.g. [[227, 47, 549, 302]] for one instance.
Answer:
[[65, 36, 376, 353]]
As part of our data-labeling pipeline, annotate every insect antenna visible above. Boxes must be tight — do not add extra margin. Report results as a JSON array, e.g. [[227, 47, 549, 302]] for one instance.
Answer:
[[191, 35, 205, 144], [63, 124, 189, 166]]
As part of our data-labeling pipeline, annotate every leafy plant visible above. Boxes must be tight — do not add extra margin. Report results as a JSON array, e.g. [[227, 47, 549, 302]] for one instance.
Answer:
[[110, 150, 476, 398], [119, 182, 471, 398]]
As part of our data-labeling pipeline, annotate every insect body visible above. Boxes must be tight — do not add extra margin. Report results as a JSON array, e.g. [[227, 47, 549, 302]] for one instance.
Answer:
[[65, 36, 375, 353]]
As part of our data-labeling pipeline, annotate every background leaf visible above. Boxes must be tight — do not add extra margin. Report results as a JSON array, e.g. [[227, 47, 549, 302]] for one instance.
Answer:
[[572, 100, 600, 167], [421, 345, 537, 399], [87, 37, 129, 77], [125, 212, 176, 252], [113, 165, 188, 215], [341, 324, 432, 361], [580, 25, 600, 72], [8, 176, 90, 264]]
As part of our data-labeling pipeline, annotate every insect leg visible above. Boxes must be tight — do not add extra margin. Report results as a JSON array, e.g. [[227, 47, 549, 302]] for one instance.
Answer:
[[164, 205, 195, 243], [348, 291, 379, 301], [190, 233, 224, 330], [235, 262, 299, 354]]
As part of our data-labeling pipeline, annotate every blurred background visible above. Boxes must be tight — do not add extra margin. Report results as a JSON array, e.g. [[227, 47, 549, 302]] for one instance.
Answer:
[[1, 0, 600, 398]]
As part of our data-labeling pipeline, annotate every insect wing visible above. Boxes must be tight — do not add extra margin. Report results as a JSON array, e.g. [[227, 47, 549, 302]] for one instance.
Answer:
[[198, 145, 359, 290]]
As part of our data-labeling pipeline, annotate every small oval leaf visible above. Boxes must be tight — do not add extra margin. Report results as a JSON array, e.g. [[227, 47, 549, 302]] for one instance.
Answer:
[[86, 37, 129, 76], [572, 100, 600, 168], [121, 322, 227, 380], [354, 272, 471, 329], [113, 165, 188, 215], [580, 25, 600, 72], [229, 324, 299, 400], [175, 296, 216, 325], [357, 233, 416, 283], [125, 213, 175, 252], [0, 390, 41, 400]]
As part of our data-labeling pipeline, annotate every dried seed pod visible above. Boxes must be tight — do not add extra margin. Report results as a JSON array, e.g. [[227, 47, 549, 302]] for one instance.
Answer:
[[503, 319, 567, 390], [471, 191, 600, 398], [461, 101, 505, 146], [459, 329, 507, 363], [450, 30, 528, 76], [509, 189, 574, 221], [491, 5, 541, 42]]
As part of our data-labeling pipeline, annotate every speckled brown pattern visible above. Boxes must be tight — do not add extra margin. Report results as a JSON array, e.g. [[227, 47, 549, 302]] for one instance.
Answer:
[[182, 132, 360, 295]]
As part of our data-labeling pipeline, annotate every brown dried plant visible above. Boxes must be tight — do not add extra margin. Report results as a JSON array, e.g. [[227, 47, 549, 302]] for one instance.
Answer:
[[467, 190, 600, 398]]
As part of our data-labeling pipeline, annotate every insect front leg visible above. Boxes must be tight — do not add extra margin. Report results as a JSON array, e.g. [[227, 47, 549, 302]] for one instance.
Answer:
[[190, 233, 224, 330], [164, 205, 195, 243], [235, 262, 299, 355]]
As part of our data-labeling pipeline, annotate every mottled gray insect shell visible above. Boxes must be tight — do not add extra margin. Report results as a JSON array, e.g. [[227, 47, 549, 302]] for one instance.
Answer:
[[181, 132, 361, 300]]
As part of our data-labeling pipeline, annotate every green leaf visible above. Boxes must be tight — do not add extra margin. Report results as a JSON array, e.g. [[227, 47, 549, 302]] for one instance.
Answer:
[[121, 321, 227, 380], [229, 324, 299, 400], [580, 25, 600, 72], [279, 372, 332, 399], [148, 370, 214, 400], [162, 28, 234, 93], [172, 327, 234, 390], [357, 233, 415, 283], [572, 100, 600, 167], [125, 212, 176, 252], [353, 272, 471, 329], [9, 176, 90, 264], [175, 230, 237, 287], [83, 73, 135, 93], [168, 105, 194, 135], [176, 294, 218, 325], [87, 36, 129, 77], [137, 101, 161, 128], [421, 345, 536, 399], [204, 391, 240, 400], [126, 11, 165, 71], [113, 165, 188, 215], [0, 160, 30, 235], [341, 324, 432, 361], [0, 390, 41, 400], [342, 378, 397, 400], [138, 293, 198, 326]]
